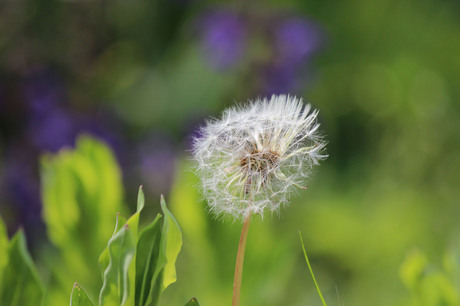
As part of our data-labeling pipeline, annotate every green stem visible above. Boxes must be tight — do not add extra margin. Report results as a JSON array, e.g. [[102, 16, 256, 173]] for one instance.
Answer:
[[232, 214, 252, 306], [299, 230, 327, 306]]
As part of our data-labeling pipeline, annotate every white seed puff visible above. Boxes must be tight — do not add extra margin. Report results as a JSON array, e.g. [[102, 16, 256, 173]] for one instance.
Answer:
[[192, 95, 327, 221]]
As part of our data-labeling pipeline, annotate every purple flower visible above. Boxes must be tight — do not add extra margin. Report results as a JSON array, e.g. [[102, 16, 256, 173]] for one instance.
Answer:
[[261, 64, 298, 95], [137, 135, 176, 195], [28, 109, 76, 152], [74, 112, 126, 166], [199, 10, 247, 69], [259, 17, 323, 94], [275, 18, 322, 66], [22, 69, 65, 118], [1, 146, 45, 244]]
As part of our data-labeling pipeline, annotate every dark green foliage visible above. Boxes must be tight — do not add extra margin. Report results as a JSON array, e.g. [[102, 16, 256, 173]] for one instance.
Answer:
[[0, 219, 44, 306]]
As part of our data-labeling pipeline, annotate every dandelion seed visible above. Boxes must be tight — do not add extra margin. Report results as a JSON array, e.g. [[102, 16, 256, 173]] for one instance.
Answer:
[[192, 94, 327, 221]]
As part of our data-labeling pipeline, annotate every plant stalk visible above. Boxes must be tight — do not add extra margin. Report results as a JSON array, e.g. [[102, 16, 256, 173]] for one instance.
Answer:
[[232, 213, 252, 306]]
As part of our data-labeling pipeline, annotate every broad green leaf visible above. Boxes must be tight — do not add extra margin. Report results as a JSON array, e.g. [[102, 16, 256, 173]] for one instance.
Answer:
[[41, 135, 124, 252], [400, 249, 428, 290], [70, 283, 94, 306], [159, 195, 182, 290], [99, 212, 128, 279], [400, 249, 460, 305], [0, 230, 44, 305], [125, 186, 145, 305], [99, 225, 136, 306], [134, 196, 182, 306], [41, 135, 125, 300], [0, 217, 8, 289], [143, 196, 183, 305], [134, 214, 163, 306], [98, 187, 144, 306], [184, 297, 200, 306]]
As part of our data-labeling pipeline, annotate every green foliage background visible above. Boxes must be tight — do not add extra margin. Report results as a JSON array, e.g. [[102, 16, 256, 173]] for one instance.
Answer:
[[0, 0, 460, 305]]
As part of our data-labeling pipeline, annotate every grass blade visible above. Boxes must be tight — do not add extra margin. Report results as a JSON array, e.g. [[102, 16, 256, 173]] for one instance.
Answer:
[[299, 230, 327, 306]]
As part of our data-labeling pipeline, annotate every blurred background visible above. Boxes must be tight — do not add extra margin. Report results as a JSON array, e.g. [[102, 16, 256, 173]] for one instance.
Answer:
[[0, 0, 459, 305]]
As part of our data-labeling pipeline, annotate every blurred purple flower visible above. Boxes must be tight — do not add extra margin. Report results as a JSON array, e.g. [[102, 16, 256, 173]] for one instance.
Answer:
[[28, 109, 76, 152], [137, 135, 176, 195], [259, 17, 323, 95], [261, 64, 298, 95], [22, 70, 65, 118], [274, 18, 322, 66], [199, 10, 247, 69], [75, 112, 126, 167], [1, 145, 44, 244]]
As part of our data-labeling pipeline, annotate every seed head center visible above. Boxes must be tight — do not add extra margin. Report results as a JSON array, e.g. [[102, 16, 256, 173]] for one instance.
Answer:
[[240, 149, 280, 174]]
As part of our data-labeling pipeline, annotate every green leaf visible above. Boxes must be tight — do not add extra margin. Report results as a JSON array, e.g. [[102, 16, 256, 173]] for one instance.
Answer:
[[133, 195, 182, 306], [98, 186, 145, 306], [99, 212, 128, 280], [97, 191, 182, 306], [159, 195, 182, 290], [134, 214, 163, 306], [0, 230, 44, 305], [400, 249, 460, 305], [0, 217, 8, 289], [41, 135, 124, 252], [125, 186, 146, 305], [137, 185, 145, 212], [184, 297, 200, 306], [99, 225, 136, 306], [126, 186, 145, 240], [400, 249, 428, 290], [70, 283, 94, 306], [41, 135, 125, 300]]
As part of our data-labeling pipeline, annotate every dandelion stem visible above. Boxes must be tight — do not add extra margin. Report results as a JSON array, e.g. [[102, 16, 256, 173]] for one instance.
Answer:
[[232, 213, 252, 306]]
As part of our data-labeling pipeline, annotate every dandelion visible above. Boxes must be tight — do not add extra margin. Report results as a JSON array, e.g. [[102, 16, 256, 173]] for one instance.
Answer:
[[192, 94, 327, 220], [192, 94, 327, 306]]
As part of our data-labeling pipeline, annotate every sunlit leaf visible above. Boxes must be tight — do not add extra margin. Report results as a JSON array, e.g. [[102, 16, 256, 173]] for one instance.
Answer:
[[41, 135, 125, 301], [70, 283, 94, 306], [159, 195, 182, 290], [0, 230, 44, 305], [400, 249, 428, 290], [41, 135, 124, 252], [99, 212, 128, 280], [99, 187, 145, 306], [137, 185, 145, 212], [133, 195, 182, 306], [184, 297, 200, 306], [99, 225, 136, 306], [134, 214, 163, 306], [400, 249, 460, 305]]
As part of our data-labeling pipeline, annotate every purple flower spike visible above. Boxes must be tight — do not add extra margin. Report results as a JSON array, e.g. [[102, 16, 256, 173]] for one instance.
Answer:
[[200, 10, 247, 69], [275, 18, 322, 66]]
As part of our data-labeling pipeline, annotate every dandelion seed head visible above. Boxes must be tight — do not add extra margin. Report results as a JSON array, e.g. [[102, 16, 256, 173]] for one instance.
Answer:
[[192, 95, 327, 221]]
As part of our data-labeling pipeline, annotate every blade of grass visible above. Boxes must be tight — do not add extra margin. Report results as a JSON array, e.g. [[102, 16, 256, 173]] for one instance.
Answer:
[[299, 230, 327, 306]]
